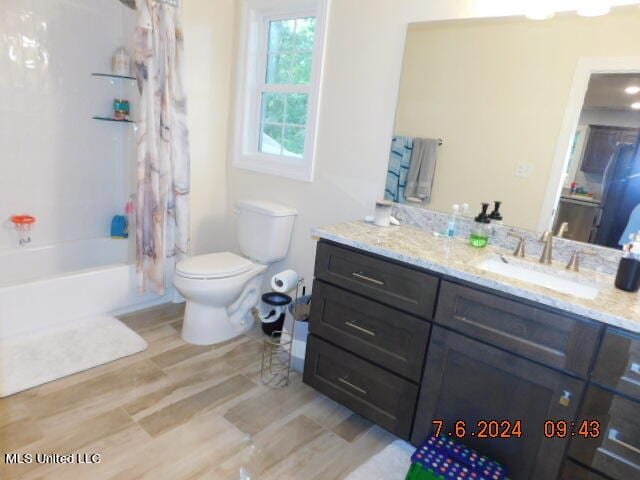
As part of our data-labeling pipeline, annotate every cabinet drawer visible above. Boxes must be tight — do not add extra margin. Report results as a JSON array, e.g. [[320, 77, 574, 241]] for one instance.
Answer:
[[310, 280, 430, 381], [561, 461, 608, 480], [569, 386, 640, 480], [303, 335, 418, 439], [592, 328, 640, 401], [434, 281, 601, 376], [314, 242, 439, 319], [412, 326, 584, 480]]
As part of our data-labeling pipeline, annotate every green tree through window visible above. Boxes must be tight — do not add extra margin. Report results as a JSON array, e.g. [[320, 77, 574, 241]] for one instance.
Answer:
[[259, 17, 316, 158]]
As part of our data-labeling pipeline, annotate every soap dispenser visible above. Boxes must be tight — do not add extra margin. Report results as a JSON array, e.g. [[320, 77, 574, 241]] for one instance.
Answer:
[[488, 201, 503, 225], [470, 203, 491, 248]]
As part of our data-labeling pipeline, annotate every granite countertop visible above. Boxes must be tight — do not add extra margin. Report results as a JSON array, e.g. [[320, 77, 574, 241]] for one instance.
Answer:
[[312, 221, 640, 334]]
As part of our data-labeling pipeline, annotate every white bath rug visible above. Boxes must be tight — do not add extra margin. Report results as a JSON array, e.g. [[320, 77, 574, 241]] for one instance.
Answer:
[[0, 315, 148, 397], [345, 440, 414, 480]]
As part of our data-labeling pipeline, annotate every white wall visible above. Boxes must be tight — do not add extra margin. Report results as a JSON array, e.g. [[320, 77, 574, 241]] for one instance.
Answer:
[[183, 0, 238, 256], [0, 0, 136, 250], [221, 0, 640, 286]]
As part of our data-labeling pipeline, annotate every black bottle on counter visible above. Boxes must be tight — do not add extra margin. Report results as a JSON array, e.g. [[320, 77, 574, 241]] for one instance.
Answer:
[[488, 201, 503, 224], [615, 257, 640, 292]]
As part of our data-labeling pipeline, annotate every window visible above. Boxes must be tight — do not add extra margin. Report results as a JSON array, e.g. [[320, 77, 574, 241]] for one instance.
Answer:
[[233, 0, 326, 182]]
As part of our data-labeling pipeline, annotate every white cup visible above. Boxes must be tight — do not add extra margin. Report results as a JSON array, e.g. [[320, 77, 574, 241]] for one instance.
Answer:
[[374, 200, 393, 227]]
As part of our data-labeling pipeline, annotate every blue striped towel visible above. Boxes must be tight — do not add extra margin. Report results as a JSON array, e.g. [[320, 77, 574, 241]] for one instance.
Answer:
[[385, 136, 413, 203]]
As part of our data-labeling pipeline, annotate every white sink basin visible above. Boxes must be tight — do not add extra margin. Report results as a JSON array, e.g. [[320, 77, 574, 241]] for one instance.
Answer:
[[475, 255, 599, 300]]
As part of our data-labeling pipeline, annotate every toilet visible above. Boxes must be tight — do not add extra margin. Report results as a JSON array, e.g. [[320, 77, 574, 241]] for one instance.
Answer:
[[174, 200, 297, 346]]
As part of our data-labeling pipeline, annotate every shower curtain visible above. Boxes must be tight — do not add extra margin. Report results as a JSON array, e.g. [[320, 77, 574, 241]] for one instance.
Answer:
[[134, 0, 190, 295]]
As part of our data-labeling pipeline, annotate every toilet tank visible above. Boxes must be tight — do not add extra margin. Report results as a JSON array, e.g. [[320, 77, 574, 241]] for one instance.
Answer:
[[236, 200, 298, 264]]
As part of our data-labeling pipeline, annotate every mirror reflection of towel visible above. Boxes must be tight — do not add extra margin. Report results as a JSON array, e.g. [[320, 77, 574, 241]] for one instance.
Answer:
[[385, 136, 413, 203], [406, 138, 439, 202]]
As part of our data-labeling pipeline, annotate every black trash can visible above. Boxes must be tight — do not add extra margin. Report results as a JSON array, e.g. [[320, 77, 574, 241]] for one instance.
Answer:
[[260, 292, 292, 337]]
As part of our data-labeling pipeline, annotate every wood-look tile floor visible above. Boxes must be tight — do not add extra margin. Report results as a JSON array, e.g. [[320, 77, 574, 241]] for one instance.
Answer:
[[0, 304, 396, 480]]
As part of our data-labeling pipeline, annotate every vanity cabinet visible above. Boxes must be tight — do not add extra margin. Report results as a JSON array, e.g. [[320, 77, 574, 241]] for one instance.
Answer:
[[435, 281, 601, 377], [314, 241, 439, 319], [305, 242, 439, 438], [303, 240, 636, 480], [309, 280, 430, 381], [412, 326, 584, 479], [566, 327, 640, 480], [304, 335, 419, 438], [568, 386, 640, 480], [591, 328, 640, 400], [560, 461, 609, 480]]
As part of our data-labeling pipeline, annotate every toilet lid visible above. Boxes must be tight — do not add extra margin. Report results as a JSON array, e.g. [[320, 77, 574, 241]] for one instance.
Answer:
[[176, 252, 254, 279]]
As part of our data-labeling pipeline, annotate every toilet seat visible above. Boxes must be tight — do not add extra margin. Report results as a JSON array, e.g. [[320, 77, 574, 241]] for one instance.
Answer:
[[176, 252, 255, 280]]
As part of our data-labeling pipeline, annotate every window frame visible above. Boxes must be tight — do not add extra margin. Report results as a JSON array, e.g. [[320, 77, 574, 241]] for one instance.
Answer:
[[233, 0, 327, 182]]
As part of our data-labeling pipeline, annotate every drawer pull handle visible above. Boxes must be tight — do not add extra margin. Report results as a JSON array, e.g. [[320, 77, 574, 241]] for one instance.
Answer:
[[631, 363, 640, 374], [338, 377, 367, 395], [609, 429, 640, 456], [352, 272, 385, 286], [345, 321, 376, 337]]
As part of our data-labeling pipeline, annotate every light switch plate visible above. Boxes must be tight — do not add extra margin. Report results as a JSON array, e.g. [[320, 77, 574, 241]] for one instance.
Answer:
[[515, 162, 534, 178]]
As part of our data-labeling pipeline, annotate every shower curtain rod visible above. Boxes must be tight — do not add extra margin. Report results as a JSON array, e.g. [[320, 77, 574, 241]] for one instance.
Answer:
[[118, 0, 179, 9]]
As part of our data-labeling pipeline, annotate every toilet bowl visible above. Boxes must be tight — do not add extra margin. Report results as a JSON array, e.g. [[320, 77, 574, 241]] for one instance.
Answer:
[[174, 200, 297, 346], [174, 252, 268, 345]]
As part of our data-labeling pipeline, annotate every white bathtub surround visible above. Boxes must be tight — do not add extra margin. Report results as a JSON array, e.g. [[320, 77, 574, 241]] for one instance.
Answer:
[[0, 238, 171, 338], [345, 440, 413, 480], [0, 237, 128, 287], [0, 315, 147, 397], [0, 0, 137, 251], [134, 0, 191, 294]]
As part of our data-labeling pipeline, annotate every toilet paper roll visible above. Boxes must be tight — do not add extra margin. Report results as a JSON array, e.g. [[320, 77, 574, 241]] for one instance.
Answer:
[[271, 269, 300, 293]]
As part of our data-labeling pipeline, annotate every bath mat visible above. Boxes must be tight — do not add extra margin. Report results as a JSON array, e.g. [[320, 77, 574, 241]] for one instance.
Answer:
[[344, 440, 414, 480], [0, 315, 148, 397]]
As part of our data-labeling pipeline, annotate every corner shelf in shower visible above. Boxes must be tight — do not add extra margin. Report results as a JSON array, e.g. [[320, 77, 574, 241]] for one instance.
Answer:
[[91, 72, 136, 81], [91, 72, 137, 126], [92, 116, 136, 124]]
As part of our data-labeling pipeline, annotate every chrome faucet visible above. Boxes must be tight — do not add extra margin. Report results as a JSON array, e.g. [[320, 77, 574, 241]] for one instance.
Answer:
[[507, 232, 526, 258], [539, 230, 553, 265], [556, 222, 570, 238], [566, 249, 595, 272]]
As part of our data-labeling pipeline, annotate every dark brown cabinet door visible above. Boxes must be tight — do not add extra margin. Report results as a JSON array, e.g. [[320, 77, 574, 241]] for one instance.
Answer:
[[314, 241, 440, 319], [568, 386, 640, 480], [412, 327, 585, 480], [309, 280, 430, 381], [591, 328, 640, 402], [304, 335, 419, 439], [581, 125, 639, 174], [434, 281, 601, 377], [560, 461, 608, 479]]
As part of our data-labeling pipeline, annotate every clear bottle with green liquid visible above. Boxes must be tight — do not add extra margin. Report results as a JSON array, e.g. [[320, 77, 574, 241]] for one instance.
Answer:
[[470, 203, 491, 248]]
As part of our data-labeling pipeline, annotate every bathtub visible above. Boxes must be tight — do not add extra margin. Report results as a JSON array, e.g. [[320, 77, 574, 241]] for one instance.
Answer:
[[0, 238, 172, 340]]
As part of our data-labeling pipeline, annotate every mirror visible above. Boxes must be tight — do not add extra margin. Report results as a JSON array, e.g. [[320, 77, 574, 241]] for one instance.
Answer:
[[386, 7, 640, 250]]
